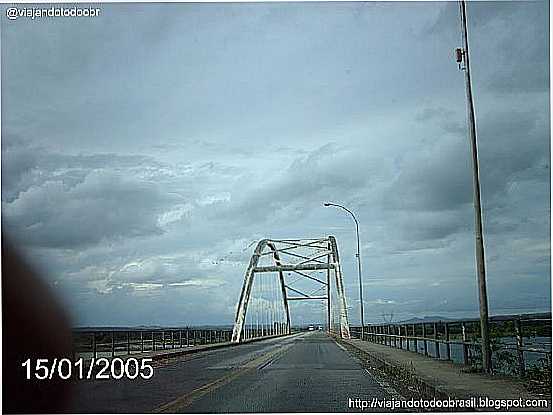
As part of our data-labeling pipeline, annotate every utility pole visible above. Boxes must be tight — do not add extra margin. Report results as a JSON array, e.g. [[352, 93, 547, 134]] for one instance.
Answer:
[[456, 0, 491, 373]]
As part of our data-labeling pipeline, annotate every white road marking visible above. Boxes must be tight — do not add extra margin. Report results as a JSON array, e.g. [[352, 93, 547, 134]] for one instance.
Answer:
[[336, 342, 347, 352]]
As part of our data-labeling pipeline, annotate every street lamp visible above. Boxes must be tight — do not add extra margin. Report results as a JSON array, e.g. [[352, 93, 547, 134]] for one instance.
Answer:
[[324, 202, 365, 339]]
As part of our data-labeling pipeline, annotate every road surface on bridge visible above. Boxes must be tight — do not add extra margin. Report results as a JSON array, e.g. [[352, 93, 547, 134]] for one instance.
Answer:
[[71, 331, 395, 413]]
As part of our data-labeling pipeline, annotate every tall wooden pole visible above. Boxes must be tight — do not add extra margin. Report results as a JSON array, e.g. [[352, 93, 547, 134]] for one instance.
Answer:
[[459, 0, 491, 373]]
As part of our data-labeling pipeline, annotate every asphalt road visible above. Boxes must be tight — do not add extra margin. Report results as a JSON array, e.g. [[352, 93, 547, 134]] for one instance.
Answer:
[[70, 331, 393, 413]]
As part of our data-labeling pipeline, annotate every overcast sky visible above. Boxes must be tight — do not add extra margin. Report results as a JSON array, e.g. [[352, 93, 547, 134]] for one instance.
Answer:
[[2, 1, 550, 327]]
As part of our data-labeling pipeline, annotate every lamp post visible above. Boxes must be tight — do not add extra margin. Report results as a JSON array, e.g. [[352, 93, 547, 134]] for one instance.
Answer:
[[456, 0, 491, 373], [324, 202, 365, 339]]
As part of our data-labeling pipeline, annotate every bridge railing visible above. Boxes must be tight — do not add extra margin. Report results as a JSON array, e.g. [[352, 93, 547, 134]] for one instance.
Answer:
[[350, 313, 551, 377], [72, 328, 234, 362]]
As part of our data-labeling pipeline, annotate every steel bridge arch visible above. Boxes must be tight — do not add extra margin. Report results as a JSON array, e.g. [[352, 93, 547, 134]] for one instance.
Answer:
[[231, 236, 350, 343]]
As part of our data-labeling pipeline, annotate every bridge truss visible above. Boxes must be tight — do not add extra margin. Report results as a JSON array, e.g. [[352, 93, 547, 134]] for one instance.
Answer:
[[231, 236, 350, 343]]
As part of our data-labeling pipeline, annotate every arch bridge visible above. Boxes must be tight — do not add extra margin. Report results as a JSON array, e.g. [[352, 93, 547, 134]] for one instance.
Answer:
[[231, 236, 350, 343]]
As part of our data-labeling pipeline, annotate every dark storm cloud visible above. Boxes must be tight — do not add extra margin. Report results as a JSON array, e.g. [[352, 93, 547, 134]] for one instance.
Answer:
[[478, 109, 549, 192], [1, 137, 164, 202], [4, 168, 174, 248], [203, 142, 394, 233], [388, 105, 548, 216], [1, 139, 196, 248], [429, 1, 549, 94]]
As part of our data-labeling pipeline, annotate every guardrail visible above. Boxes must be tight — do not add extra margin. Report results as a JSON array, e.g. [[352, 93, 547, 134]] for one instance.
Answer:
[[73, 328, 234, 361], [350, 313, 551, 377]]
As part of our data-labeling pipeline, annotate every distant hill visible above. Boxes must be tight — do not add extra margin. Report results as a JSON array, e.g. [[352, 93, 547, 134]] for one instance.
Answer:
[[73, 324, 234, 331], [391, 311, 551, 325], [397, 316, 456, 324]]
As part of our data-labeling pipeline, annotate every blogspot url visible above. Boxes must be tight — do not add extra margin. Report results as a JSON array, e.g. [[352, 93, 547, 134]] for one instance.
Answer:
[[6, 6, 101, 20]]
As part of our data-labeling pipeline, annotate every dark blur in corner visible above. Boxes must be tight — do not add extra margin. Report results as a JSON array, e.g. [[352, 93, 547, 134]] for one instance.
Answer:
[[2, 236, 74, 413]]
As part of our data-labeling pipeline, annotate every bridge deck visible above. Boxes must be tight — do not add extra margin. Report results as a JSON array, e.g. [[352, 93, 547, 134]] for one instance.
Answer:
[[180, 331, 391, 413], [70, 332, 550, 413], [71, 332, 392, 413]]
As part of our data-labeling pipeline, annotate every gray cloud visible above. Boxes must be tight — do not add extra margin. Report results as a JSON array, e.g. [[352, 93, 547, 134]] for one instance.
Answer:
[[210, 143, 391, 226], [3, 169, 174, 248], [428, 1, 549, 94]]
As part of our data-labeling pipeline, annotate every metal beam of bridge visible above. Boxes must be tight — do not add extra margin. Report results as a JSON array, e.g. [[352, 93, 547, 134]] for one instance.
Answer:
[[253, 263, 335, 273]]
